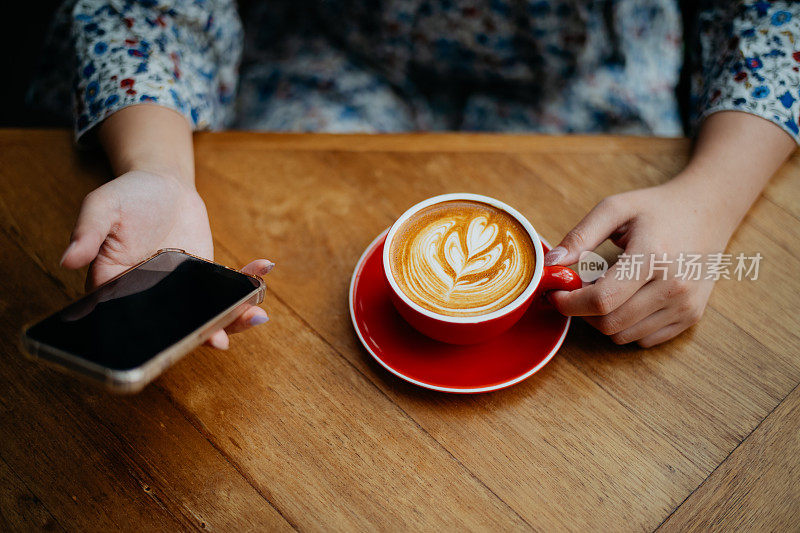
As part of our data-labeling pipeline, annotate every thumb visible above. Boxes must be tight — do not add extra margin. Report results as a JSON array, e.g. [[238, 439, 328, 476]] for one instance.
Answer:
[[60, 190, 119, 269], [545, 196, 631, 266]]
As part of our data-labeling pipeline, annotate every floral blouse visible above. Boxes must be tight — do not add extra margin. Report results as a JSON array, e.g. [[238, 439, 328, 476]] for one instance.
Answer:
[[31, 0, 800, 143]]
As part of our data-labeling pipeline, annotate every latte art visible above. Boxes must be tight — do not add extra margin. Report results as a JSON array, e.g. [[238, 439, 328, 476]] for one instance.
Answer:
[[389, 200, 536, 317]]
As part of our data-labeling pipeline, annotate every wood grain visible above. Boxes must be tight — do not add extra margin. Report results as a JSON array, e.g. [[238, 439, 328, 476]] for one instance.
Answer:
[[512, 152, 800, 468], [0, 230, 292, 531], [193, 142, 797, 529], [0, 455, 61, 531], [658, 384, 800, 532], [0, 132, 528, 531], [1, 129, 798, 531]]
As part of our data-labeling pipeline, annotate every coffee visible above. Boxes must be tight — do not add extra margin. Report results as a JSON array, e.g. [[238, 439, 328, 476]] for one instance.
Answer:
[[388, 200, 536, 317]]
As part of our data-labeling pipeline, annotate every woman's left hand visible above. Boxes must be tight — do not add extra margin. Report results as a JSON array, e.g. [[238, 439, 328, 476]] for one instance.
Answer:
[[59, 169, 272, 350], [544, 180, 733, 347]]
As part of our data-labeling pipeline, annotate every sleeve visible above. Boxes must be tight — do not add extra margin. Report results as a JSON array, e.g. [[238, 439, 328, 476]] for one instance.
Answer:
[[691, 1, 800, 143], [70, 0, 243, 143]]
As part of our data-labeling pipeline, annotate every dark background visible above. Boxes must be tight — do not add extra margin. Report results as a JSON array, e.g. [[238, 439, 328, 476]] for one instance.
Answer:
[[1, 2, 63, 128]]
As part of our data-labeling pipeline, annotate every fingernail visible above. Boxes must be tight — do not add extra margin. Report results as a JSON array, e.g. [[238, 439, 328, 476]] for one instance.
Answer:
[[544, 246, 567, 266], [59, 241, 77, 267], [260, 261, 275, 275], [249, 313, 269, 326]]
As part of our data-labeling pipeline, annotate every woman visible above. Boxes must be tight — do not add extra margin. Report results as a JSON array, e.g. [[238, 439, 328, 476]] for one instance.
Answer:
[[32, 0, 799, 348]]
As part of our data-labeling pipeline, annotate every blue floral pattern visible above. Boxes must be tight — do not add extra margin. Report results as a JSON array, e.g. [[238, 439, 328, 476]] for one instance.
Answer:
[[693, 1, 800, 140], [33, 0, 242, 140], [29, 0, 800, 143]]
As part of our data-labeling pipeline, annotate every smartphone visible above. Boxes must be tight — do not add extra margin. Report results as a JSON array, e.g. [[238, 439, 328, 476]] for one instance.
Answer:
[[21, 249, 265, 393]]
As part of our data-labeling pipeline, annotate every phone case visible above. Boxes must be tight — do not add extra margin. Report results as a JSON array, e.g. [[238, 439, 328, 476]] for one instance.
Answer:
[[20, 249, 266, 394]]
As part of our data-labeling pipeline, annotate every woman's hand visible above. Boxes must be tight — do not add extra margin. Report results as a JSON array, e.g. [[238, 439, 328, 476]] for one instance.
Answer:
[[59, 169, 271, 349], [546, 111, 795, 347], [544, 180, 727, 347]]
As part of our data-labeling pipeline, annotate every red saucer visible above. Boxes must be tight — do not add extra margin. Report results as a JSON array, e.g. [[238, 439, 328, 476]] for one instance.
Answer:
[[349, 230, 571, 393]]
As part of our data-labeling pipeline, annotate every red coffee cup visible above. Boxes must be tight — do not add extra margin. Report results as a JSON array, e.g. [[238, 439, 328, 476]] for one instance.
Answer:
[[383, 193, 581, 344]]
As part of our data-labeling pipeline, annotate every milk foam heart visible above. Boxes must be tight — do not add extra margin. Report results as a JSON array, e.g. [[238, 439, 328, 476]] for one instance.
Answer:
[[389, 200, 536, 317]]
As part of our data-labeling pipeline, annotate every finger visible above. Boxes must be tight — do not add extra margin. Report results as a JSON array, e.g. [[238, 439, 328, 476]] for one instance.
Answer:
[[549, 258, 649, 316], [637, 322, 687, 348], [60, 190, 119, 270], [544, 196, 632, 266], [241, 259, 275, 277], [225, 305, 269, 335], [205, 329, 230, 350], [607, 308, 676, 345], [583, 280, 667, 335]]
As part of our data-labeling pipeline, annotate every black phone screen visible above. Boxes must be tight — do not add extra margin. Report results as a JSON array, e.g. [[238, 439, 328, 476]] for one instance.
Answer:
[[25, 251, 260, 371]]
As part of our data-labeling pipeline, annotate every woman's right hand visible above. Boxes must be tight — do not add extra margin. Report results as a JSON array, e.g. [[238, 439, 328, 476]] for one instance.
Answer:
[[59, 169, 271, 349]]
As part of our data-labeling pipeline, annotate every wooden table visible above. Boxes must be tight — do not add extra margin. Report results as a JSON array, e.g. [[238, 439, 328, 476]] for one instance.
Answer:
[[1, 130, 798, 531]]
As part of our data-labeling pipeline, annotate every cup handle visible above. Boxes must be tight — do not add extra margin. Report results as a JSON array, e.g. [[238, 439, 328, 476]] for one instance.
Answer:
[[540, 265, 582, 292]]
